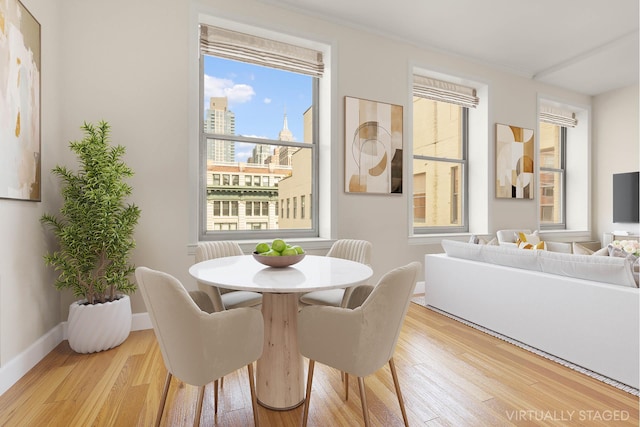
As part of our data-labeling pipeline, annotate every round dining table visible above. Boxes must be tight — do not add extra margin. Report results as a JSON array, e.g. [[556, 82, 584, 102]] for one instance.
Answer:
[[189, 254, 373, 410]]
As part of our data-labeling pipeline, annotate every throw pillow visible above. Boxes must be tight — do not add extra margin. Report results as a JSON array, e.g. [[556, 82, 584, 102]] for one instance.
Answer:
[[572, 242, 594, 255], [608, 244, 640, 286], [592, 247, 609, 256], [516, 231, 546, 250], [518, 240, 547, 250], [485, 237, 499, 246], [515, 231, 540, 245], [469, 235, 498, 245]]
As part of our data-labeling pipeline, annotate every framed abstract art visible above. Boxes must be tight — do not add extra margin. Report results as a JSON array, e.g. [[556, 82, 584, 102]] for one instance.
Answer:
[[344, 96, 403, 194], [0, 0, 41, 201], [495, 123, 534, 199]]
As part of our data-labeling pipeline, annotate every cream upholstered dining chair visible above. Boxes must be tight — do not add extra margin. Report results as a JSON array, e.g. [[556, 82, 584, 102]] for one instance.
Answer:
[[299, 239, 372, 307], [195, 241, 262, 312], [298, 261, 420, 427], [135, 267, 263, 427]]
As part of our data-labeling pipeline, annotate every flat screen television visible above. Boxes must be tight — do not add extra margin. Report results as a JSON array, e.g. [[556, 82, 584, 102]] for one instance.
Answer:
[[613, 171, 639, 223]]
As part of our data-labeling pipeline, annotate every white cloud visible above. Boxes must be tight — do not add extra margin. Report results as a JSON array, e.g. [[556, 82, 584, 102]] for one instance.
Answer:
[[204, 75, 255, 105], [235, 142, 254, 162], [264, 98, 272, 104]]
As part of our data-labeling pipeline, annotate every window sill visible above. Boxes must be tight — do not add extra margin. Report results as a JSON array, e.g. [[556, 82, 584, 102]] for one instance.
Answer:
[[188, 238, 335, 256], [408, 233, 474, 246]]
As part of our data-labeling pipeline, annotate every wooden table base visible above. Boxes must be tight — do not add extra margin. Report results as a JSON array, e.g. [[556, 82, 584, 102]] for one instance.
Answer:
[[256, 293, 305, 410]]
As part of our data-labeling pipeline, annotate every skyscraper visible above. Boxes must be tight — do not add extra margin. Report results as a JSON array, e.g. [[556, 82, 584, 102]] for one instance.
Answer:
[[204, 97, 235, 162], [278, 110, 296, 166]]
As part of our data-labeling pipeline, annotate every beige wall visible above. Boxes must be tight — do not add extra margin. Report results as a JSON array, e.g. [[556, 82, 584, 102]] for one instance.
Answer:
[[593, 84, 640, 240], [0, 0, 636, 373]]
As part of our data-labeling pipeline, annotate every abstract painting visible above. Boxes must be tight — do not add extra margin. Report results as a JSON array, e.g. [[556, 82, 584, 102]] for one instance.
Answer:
[[495, 123, 534, 199], [344, 96, 403, 194], [0, 0, 41, 201]]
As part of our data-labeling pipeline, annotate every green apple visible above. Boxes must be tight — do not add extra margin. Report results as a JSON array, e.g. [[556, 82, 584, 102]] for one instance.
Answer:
[[255, 242, 271, 254], [281, 247, 298, 256], [271, 239, 287, 253], [263, 249, 280, 256], [292, 245, 305, 254]]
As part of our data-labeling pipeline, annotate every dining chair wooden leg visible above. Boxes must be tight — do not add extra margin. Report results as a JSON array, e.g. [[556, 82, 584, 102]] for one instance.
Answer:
[[156, 372, 172, 427], [247, 363, 259, 427], [214, 379, 219, 414], [194, 385, 205, 427], [357, 377, 371, 427], [302, 360, 315, 427], [389, 358, 409, 427], [344, 372, 349, 401]]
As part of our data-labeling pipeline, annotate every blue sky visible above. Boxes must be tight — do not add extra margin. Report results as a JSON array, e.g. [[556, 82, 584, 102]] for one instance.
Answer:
[[203, 55, 312, 162]]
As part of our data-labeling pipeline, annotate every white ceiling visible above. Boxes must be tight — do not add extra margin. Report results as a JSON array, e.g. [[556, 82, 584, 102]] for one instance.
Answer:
[[260, 0, 639, 96]]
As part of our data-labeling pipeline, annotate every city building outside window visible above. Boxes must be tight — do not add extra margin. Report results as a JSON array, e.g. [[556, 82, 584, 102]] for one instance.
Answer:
[[412, 98, 469, 233], [199, 23, 323, 240], [412, 74, 476, 234], [539, 122, 567, 228]]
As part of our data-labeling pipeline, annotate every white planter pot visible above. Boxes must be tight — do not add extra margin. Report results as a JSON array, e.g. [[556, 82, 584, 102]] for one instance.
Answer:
[[67, 295, 132, 353]]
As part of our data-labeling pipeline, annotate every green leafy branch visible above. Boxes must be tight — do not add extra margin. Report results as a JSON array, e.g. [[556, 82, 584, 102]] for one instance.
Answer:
[[41, 121, 141, 304]]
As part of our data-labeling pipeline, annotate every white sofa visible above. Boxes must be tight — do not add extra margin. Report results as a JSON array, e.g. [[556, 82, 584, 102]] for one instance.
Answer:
[[425, 240, 639, 389]]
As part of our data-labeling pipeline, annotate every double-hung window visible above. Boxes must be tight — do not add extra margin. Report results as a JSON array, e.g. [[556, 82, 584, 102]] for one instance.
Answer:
[[412, 75, 477, 233], [198, 24, 324, 240], [539, 106, 575, 229]]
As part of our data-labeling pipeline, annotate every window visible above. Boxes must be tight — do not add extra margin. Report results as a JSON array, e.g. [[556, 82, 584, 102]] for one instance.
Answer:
[[450, 166, 459, 224], [538, 104, 576, 229], [212, 201, 238, 216], [301, 195, 305, 219], [412, 75, 476, 234], [539, 122, 566, 228], [199, 23, 324, 240], [293, 197, 297, 219]]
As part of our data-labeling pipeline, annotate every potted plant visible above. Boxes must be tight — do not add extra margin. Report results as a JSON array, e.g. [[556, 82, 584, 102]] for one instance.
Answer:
[[41, 121, 141, 353]]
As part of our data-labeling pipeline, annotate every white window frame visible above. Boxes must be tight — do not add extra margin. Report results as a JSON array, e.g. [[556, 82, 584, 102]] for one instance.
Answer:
[[193, 18, 334, 243], [539, 124, 567, 230], [411, 99, 470, 234]]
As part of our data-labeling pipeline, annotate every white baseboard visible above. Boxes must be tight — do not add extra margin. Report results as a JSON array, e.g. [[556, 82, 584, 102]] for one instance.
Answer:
[[132, 312, 152, 331], [1, 313, 152, 398], [414, 280, 425, 295], [0, 323, 65, 396]]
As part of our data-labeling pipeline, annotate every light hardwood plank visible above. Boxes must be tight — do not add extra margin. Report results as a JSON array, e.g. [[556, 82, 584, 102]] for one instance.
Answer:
[[0, 304, 637, 426]]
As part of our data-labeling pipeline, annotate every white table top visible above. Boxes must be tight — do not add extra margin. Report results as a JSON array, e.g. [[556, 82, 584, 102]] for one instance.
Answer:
[[189, 254, 373, 293]]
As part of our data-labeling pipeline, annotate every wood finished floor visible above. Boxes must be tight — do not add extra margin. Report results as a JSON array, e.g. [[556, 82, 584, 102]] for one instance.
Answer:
[[0, 302, 638, 426]]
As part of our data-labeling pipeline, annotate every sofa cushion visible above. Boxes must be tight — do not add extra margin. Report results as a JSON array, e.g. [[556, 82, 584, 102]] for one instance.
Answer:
[[545, 241, 572, 253], [441, 239, 483, 261], [481, 244, 541, 271], [538, 250, 637, 288]]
